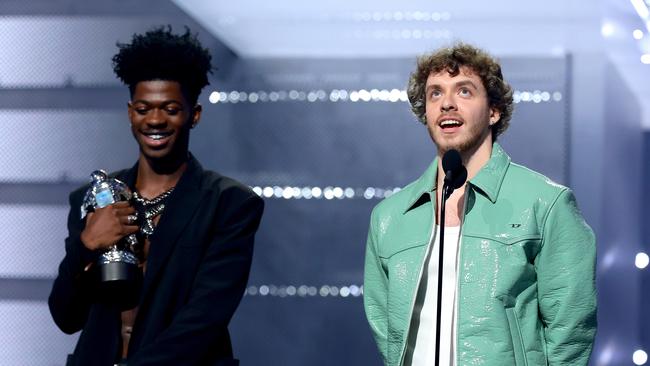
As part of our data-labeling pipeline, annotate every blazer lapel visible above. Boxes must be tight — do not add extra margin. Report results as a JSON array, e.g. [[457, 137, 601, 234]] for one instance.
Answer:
[[139, 155, 205, 305]]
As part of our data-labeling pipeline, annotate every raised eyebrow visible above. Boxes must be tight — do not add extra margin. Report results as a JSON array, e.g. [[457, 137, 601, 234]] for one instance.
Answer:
[[425, 80, 478, 93], [425, 84, 442, 93], [455, 80, 479, 89]]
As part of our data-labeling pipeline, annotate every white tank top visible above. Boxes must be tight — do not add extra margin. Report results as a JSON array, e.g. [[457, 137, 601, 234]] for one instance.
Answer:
[[411, 225, 461, 366]]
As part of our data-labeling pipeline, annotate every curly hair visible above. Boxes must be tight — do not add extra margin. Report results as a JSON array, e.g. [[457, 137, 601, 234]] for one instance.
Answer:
[[112, 25, 213, 105], [407, 43, 513, 141]]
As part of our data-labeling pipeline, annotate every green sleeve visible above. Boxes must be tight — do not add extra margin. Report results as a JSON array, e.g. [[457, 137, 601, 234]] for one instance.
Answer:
[[364, 208, 389, 364], [537, 189, 597, 365]]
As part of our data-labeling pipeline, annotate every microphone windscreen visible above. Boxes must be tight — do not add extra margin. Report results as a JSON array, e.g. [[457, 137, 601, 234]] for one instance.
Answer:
[[442, 149, 467, 190], [442, 149, 462, 173]]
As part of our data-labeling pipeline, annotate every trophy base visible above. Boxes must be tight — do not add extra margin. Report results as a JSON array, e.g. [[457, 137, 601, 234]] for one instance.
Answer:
[[100, 261, 138, 282], [97, 262, 142, 310]]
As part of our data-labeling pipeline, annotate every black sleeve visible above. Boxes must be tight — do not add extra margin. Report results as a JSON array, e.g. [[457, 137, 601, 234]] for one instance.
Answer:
[[128, 193, 264, 366], [48, 189, 100, 334]]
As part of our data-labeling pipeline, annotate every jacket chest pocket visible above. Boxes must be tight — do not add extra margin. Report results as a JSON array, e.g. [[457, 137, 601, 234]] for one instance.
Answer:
[[459, 232, 541, 291], [379, 241, 428, 276], [378, 241, 428, 306]]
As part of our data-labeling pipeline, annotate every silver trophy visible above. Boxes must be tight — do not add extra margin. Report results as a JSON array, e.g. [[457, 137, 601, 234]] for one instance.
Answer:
[[81, 170, 140, 287]]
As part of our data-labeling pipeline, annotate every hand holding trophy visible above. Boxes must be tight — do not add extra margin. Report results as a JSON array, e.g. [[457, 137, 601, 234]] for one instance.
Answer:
[[80, 170, 142, 309]]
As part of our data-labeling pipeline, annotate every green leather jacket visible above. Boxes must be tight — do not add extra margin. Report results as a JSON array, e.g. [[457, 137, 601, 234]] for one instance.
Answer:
[[363, 143, 596, 366]]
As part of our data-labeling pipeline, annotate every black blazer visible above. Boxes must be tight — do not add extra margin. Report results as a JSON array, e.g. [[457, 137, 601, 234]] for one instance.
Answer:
[[49, 155, 264, 366]]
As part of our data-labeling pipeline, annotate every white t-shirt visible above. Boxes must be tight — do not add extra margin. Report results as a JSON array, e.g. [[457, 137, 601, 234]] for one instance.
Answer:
[[411, 225, 461, 366]]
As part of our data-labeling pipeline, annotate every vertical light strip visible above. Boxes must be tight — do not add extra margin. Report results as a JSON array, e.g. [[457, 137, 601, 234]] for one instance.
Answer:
[[632, 0, 649, 19]]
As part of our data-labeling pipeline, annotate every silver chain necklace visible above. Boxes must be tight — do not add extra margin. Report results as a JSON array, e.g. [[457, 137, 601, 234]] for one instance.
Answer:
[[133, 187, 175, 237]]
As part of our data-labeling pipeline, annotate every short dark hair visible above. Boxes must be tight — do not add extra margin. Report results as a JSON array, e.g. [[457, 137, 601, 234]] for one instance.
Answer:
[[112, 25, 213, 105], [407, 43, 514, 140]]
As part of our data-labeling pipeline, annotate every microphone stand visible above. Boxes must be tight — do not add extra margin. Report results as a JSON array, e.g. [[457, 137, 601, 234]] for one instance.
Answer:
[[434, 179, 453, 366]]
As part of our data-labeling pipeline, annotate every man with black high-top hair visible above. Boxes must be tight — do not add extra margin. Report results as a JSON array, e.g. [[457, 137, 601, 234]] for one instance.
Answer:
[[49, 26, 263, 366]]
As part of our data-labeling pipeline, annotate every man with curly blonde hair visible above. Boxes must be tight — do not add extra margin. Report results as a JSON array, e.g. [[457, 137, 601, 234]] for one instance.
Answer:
[[363, 43, 596, 366]]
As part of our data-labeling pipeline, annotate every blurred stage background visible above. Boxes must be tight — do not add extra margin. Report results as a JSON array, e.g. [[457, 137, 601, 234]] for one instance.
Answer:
[[0, 0, 648, 365]]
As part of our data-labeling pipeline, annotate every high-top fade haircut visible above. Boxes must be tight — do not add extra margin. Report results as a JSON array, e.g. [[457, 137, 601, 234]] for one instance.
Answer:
[[112, 25, 213, 105], [407, 43, 514, 141]]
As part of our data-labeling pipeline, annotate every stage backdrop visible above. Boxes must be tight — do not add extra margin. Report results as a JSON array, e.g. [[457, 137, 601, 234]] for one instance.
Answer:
[[0, 9, 644, 366]]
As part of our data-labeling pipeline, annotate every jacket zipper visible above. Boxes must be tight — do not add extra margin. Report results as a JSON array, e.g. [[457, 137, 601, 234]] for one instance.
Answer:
[[398, 191, 438, 366]]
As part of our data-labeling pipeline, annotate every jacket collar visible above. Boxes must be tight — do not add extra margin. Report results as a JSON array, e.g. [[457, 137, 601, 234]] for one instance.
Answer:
[[403, 143, 511, 213], [117, 153, 202, 192]]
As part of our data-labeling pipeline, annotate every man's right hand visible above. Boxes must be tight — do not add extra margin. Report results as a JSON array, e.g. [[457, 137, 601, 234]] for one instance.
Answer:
[[80, 201, 139, 251]]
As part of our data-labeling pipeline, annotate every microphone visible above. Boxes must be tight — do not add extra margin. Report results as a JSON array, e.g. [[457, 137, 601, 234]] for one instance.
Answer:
[[442, 149, 467, 199], [434, 149, 466, 366]]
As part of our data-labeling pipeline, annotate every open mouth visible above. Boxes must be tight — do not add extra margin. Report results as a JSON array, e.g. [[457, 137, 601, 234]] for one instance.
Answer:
[[439, 119, 463, 129], [141, 130, 173, 146], [142, 131, 172, 140]]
